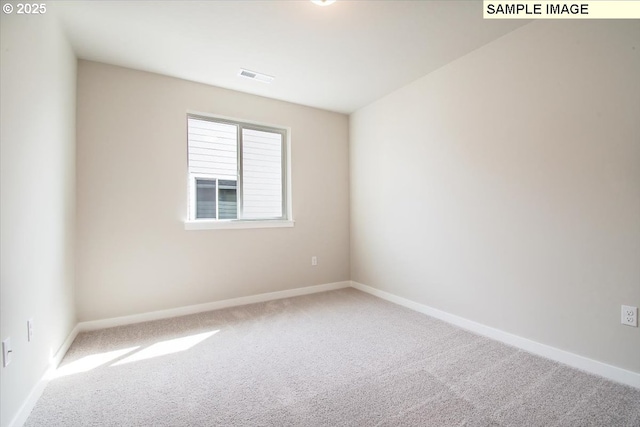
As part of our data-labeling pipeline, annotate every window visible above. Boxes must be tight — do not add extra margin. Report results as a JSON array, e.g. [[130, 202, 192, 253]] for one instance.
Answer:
[[186, 114, 291, 228]]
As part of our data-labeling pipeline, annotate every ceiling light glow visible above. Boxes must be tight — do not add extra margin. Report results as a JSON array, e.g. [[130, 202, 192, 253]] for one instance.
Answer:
[[311, 0, 337, 6]]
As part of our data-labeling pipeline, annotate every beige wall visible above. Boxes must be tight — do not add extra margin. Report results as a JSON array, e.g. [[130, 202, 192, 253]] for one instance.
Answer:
[[350, 20, 640, 372], [76, 61, 350, 322], [0, 12, 77, 427]]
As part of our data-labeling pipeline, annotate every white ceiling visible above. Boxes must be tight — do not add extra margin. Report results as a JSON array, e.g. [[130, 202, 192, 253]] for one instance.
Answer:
[[53, 1, 529, 114]]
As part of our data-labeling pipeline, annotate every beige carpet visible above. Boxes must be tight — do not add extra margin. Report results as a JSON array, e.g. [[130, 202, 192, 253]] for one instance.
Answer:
[[26, 288, 640, 426]]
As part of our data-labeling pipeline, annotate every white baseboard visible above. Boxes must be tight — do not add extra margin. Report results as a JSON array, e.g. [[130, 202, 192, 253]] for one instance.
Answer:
[[8, 324, 80, 427], [350, 281, 640, 389], [7, 374, 49, 427], [79, 281, 351, 331]]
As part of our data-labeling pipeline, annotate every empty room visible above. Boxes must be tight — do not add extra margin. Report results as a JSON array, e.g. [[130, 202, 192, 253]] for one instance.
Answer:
[[1, 0, 639, 426]]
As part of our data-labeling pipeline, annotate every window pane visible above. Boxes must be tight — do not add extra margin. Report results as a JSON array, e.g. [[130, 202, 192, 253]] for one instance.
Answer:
[[188, 118, 238, 181], [242, 129, 283, 219], [196, 179, 216, 219], [218, 180, 237, 220]]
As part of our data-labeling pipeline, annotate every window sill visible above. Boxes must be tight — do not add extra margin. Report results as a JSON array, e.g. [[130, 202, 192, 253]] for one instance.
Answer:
[[184, 219, 295, 231]]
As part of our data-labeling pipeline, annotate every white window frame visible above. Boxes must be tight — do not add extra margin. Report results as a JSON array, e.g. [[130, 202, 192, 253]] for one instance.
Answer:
[[184, 111, 294, 230]]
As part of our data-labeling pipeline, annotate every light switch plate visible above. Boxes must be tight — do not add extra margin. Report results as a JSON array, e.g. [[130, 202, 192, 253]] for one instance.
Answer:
[[2, 338, 11, 367], [27, 319, 34, 342]]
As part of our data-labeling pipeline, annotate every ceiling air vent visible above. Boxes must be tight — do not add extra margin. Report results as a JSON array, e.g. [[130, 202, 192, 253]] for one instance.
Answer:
[[238, 68, 274, 84]]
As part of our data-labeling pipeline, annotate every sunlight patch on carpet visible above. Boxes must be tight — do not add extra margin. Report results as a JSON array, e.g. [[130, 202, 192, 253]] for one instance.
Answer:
[[53, 347, 139, 378], [111, 330, 218, 366]]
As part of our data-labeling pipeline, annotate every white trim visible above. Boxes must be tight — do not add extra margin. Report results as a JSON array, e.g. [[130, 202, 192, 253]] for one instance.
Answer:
[[8, 324, 80, 427], [49, 324, 81, 373], [284, 127, 293, 221], [184, 219, 295, 230], [350, 281, 640, 389], [79, 281, 350, 331], [186, 110, 289, 131]]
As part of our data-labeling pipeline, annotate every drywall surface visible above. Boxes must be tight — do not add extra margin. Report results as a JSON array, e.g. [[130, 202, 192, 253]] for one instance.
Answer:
[[0, 12, 77, 427], [76, 61, 350, 321], [350, 20, 640, 372]]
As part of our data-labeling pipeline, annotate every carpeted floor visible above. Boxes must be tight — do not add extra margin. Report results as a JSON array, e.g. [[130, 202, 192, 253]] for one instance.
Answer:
[[26, 288, 640, 426]]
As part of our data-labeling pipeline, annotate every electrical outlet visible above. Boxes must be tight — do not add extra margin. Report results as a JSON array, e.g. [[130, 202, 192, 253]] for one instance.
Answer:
[[2, 338, 12, 367], [311, 256, 318, 266], [27, 319, 34, 342], [621, 305, 638, 327]]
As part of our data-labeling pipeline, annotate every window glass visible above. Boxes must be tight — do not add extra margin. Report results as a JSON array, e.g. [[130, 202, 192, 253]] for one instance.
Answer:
[[195, 179, 216, 219]]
